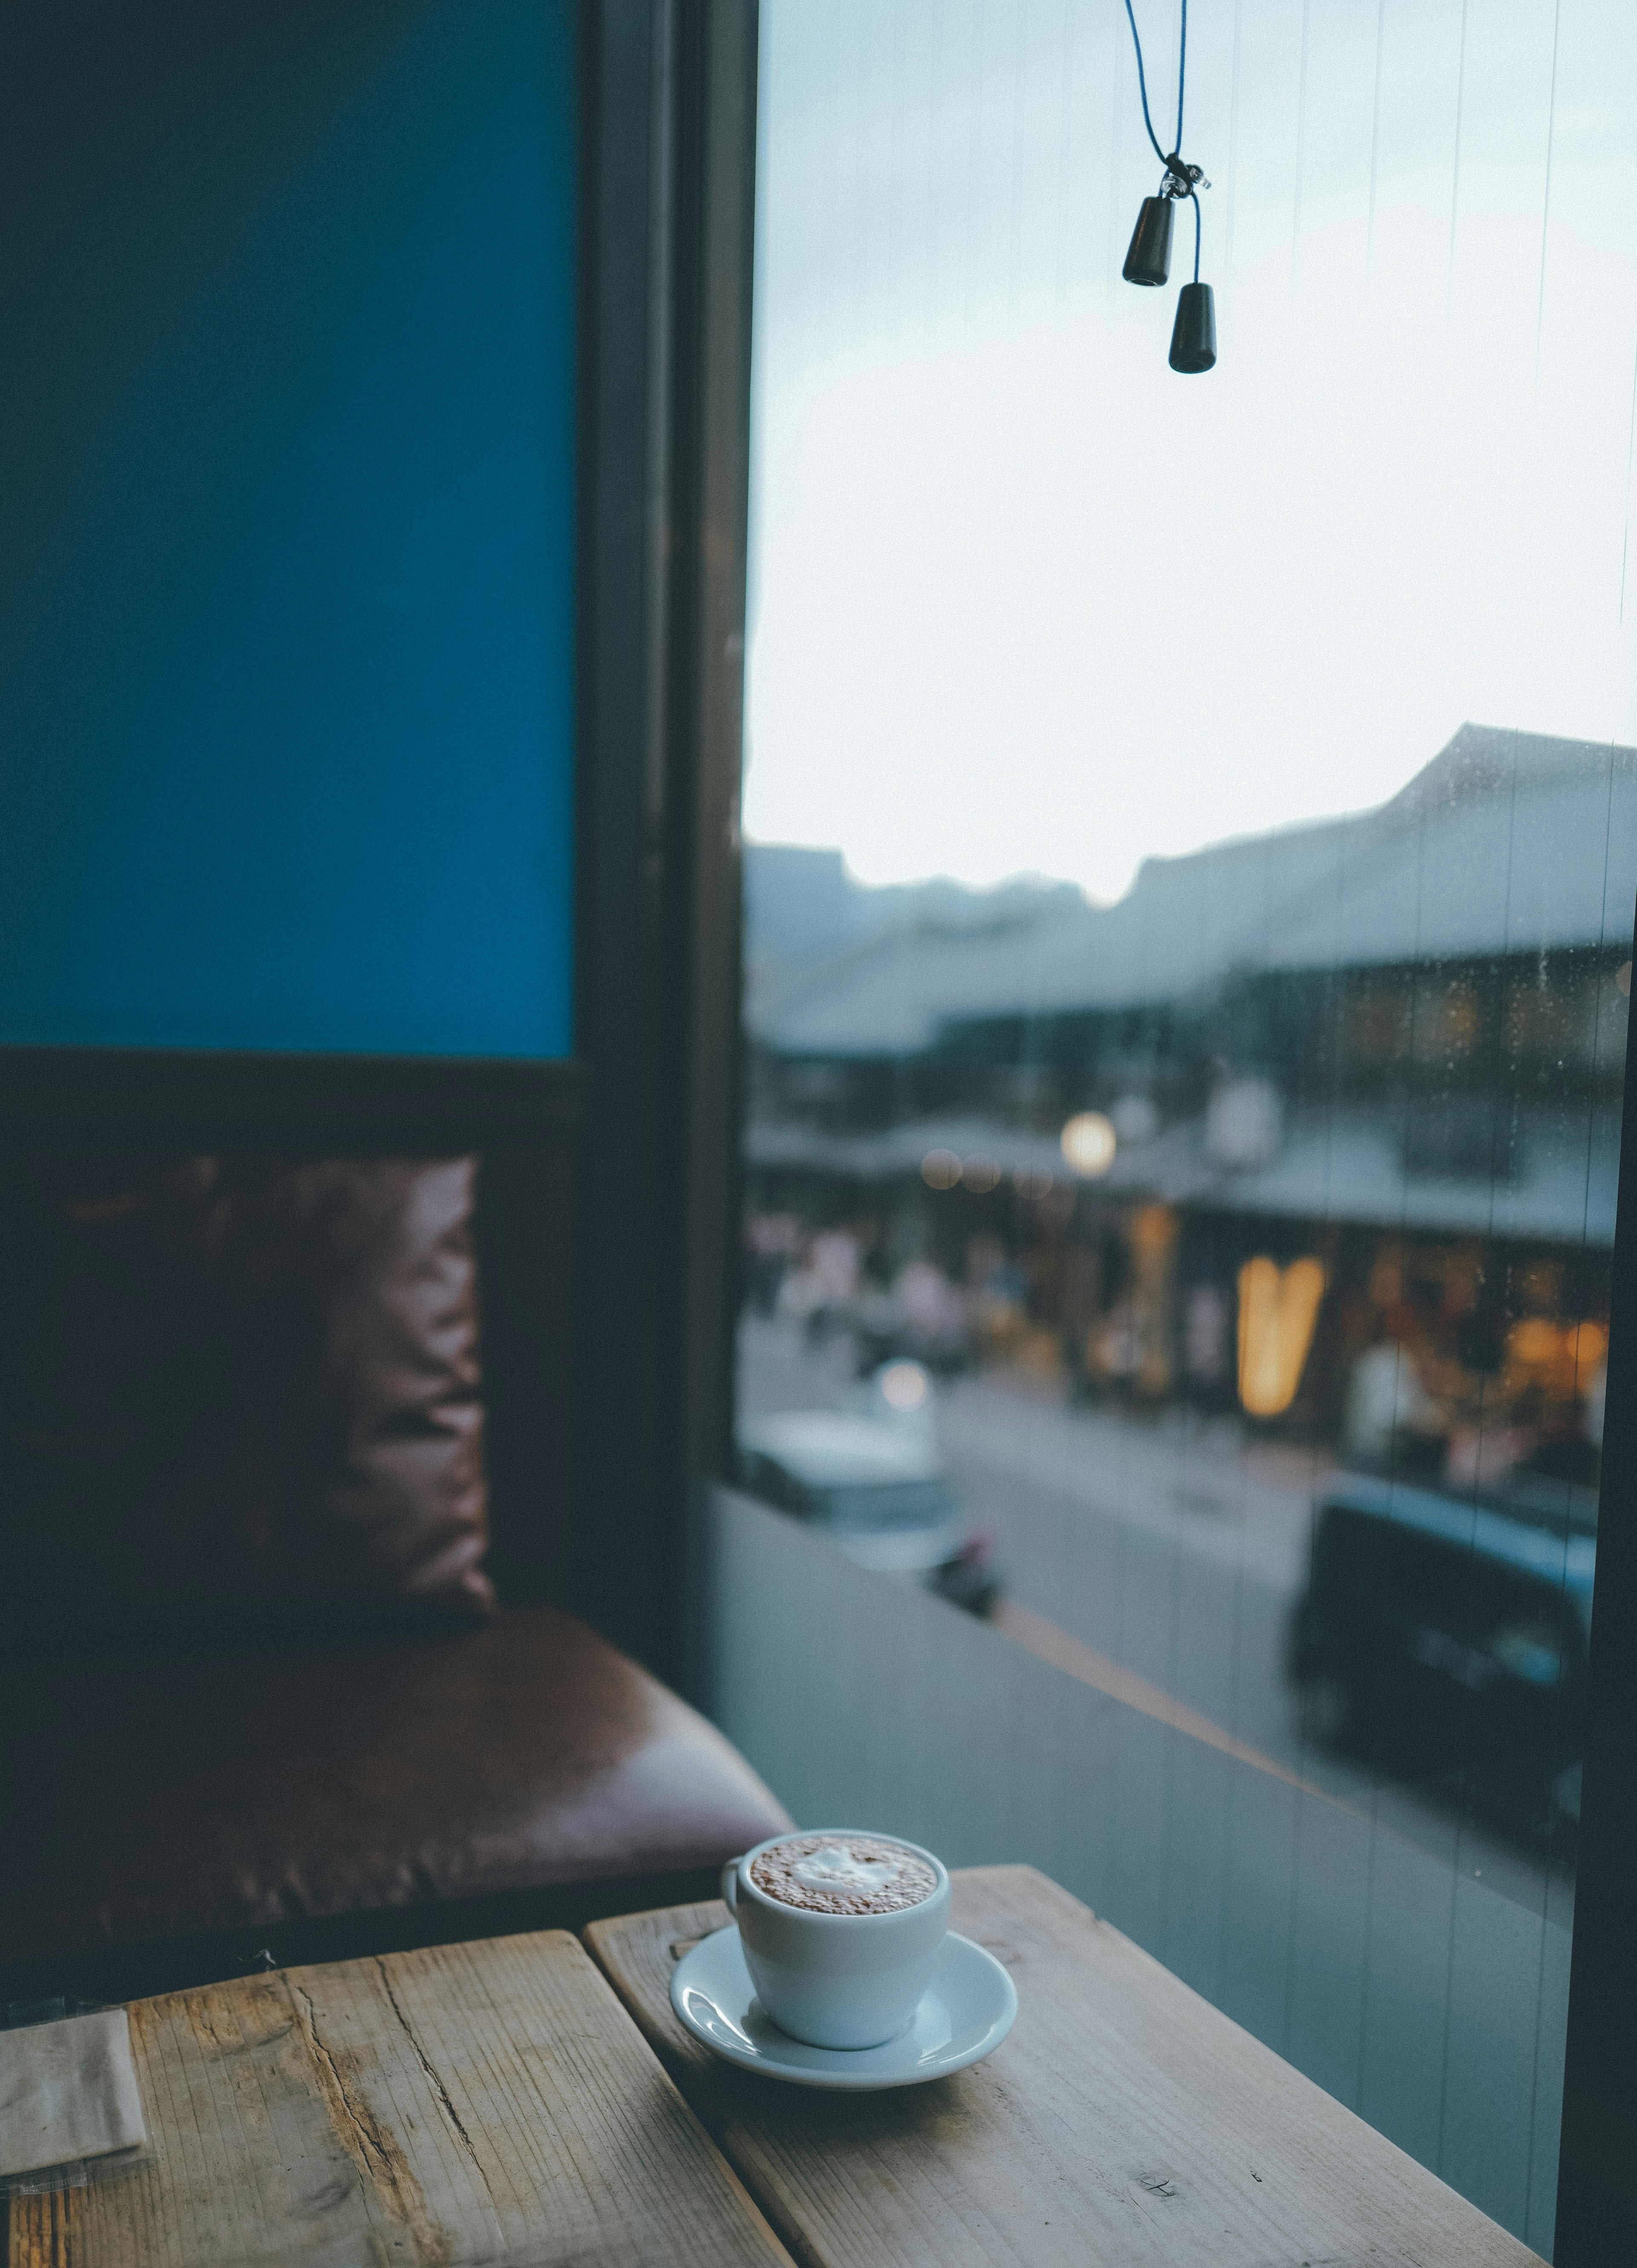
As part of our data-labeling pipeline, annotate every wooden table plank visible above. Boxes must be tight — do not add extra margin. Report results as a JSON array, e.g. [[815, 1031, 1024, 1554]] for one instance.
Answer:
[[8, 1930, 793, 2268], [584, 1864, 1545, 2268]]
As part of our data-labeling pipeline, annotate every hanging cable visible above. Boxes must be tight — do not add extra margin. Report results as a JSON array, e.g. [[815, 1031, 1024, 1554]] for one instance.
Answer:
[[1119, 0, 1216, 370], [1123, 0, 1171, 168], [1176, 0, 1187, 148]]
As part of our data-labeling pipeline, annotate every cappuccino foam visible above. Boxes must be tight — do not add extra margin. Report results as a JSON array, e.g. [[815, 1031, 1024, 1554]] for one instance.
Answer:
[[749, 1834, 938, 1916]]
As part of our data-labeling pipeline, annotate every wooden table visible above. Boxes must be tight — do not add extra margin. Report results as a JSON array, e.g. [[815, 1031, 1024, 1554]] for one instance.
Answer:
[[6, 1868, 1547, 2268], [6, 1930, 792, 2267], [585, 1864, 1545, 2268]]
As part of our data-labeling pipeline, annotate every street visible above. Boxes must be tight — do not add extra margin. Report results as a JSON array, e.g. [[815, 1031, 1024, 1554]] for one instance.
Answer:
[[737, 1313, 1574, 1929]]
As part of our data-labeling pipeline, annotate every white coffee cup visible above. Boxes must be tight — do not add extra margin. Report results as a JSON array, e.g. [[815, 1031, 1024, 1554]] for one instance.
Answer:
[[720, 1830, 951, 2050]]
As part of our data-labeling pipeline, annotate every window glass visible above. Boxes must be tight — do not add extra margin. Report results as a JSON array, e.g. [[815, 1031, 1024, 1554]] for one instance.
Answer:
[[731, 3, 1635, 2249]]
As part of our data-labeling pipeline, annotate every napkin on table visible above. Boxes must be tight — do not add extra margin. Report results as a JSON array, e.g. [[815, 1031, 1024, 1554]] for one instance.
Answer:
[[0, 2009, 147, 2180]]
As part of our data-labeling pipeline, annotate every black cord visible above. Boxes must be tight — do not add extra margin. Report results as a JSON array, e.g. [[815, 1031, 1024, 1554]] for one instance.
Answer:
[[1123, 0, 1173, 168], [1177, 0, 1187, 148]]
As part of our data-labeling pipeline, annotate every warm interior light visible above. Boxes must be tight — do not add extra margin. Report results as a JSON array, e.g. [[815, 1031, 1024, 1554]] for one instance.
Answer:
[[1061, 1111, 1117, 1178], [1508, 1317, 1561, 1367], [1237, 1255, 1325, 1418], [962, 1153, 1001, 1192], [920, 1148, 961, 1190]]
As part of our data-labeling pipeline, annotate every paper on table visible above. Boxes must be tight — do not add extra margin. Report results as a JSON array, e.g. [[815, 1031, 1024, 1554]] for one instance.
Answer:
[[0, 2009, 147, 2180]]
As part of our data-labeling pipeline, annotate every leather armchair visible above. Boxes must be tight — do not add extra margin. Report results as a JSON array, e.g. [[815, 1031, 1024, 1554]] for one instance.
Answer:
[[0, 1153, 790, 2002]]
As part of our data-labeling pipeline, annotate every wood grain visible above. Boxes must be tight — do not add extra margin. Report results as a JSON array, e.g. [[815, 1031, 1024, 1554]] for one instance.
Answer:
[[584, 1863, 1546, 2268], [7, 1930, 792, 2268]]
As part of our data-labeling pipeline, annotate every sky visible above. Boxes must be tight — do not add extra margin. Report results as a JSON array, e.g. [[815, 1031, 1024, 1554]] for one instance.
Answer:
[[740, 0, 1637, 905]]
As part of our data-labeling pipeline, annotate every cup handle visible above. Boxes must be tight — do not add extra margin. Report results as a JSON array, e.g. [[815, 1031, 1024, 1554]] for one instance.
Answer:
[[720, 1857, 742, 1914]]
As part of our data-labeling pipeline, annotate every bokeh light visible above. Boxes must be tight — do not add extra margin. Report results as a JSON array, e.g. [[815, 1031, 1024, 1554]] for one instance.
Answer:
[[879, 1359, 931, 1411], [1060, 1111, 1116, 1178]]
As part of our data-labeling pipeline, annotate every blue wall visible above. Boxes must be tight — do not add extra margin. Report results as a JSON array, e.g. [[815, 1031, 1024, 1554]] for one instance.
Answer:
[[0, 0, 576, 1057]]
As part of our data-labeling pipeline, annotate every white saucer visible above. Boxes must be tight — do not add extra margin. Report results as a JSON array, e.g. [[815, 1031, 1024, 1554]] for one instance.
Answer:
[[669, 1926, 1018, 2091]]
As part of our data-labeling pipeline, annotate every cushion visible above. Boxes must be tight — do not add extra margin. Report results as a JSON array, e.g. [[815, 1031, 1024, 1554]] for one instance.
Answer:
[[0, 1152, 493, 1634], [0, 1608, 792, 1960]]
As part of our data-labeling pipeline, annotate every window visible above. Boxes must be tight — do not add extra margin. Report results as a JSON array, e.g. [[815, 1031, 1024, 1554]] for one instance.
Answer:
[[718, 5, 1635, 2251]]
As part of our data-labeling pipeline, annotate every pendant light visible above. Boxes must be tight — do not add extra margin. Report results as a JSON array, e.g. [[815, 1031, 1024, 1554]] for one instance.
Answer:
[[1122, 197, 1174, 288], [1169, 281, 1217, 374], [1121, 1, 1217, 374]]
